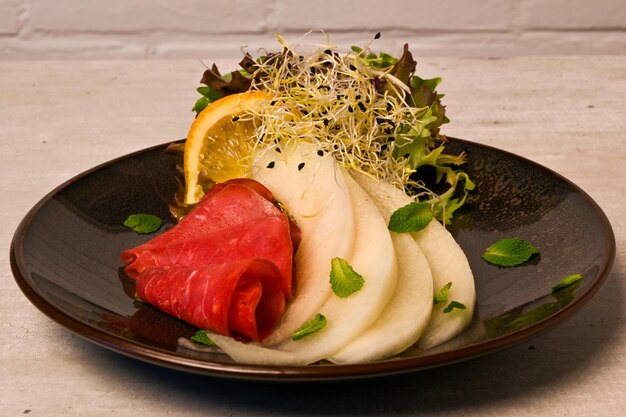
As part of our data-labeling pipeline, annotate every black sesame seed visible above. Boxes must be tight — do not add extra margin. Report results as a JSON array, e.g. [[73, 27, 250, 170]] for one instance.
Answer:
[[267, 161, 275, 169], [380, 144, 388, 151], [324, 49, 332, 55], [231, 116, 240, 122], [298, 162, 305, 171], [317, 150, 324, 156], [357, 102, 366, 112], [388, 136, 395, 142], [374, 32, 381, 39], [275, 147, 282, 153], [310, 67, 317, 75], [348, 105, 354, 113], [355, 95, 361, 100], [323, 118, 329, 126], [349, 64, 356, 71], [376, 117, 386, 124]]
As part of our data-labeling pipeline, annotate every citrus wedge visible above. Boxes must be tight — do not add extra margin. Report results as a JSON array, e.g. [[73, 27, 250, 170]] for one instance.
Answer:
[[184, 91, 271, 204]]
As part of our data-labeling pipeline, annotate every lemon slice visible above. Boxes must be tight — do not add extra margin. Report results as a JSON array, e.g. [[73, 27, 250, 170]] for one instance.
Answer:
[[184, 91, 271, 204]]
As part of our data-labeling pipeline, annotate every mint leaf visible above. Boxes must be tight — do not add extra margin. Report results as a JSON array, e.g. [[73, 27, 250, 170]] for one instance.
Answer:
[[292, 314, 327, 340], [388, 201, 433, 233], [433, 282, 452, 305], [552, 274, 583, 293], [330, 258, 365, 298], [443, 301, 466, 314], [123, 214, 162, 234], [190, 330, 216, 346], [482, 237, 539, 267]]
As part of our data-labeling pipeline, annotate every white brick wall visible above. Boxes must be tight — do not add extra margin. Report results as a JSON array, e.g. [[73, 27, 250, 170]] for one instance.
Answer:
[[0, 0, 624, 59], [0, 0, 21, 35]]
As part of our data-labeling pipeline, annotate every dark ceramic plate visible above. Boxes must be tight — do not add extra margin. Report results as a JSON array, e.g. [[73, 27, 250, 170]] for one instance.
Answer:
[[10, 138, 615, 381]]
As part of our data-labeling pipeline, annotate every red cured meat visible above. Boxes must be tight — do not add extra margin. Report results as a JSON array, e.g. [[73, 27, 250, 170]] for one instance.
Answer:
[[124, 215, 295, 296], [207, 178, 276, 203], [120, 178, 301, 341], [121, 182, 283, 266], [196, 178, 301, 250], [136, 259, 286, 341]]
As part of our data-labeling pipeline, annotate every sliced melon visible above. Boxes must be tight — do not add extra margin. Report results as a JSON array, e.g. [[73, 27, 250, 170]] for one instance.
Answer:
[[251, 142, 356, 345], [329, 216, 433, 364], [211, 169, 398, 365], [351, 172, 476, 350]]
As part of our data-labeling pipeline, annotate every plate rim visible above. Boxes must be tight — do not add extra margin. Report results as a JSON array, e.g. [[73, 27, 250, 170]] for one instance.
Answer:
[[10, 137, 617, 381]]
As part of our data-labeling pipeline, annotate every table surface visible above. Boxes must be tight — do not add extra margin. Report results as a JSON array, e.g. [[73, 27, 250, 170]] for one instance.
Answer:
[[1, 56, 624, 416]]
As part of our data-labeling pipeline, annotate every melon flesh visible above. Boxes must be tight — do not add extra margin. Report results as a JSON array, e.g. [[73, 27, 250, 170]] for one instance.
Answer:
[[211, 169, 398, 365], [351, 172, 476, 350], [251, 142, 356, 345], [329, 179, 433, 363]]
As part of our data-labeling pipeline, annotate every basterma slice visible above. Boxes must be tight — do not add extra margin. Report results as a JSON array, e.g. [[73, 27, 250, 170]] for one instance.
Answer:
[[328, 171, 433, 364], [351, 172, 476, 350], [250, 142, 356, 345], [211, 167, 398, 365]]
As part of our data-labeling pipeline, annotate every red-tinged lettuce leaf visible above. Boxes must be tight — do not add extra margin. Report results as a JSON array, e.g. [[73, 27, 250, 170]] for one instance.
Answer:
[[200, 65, 252, 96], [193, 63, 253, 114], [388, 44, 416, 87]]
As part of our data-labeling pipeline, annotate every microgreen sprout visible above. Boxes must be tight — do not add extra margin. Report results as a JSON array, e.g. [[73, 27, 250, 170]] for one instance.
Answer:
[[191, 33, 473, 223]]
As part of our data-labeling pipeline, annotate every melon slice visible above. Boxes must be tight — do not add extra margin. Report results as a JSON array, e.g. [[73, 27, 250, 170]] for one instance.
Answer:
[[251, 142, 356, 345], [351, 172, 476, 350], [329, 221, 433, 363]]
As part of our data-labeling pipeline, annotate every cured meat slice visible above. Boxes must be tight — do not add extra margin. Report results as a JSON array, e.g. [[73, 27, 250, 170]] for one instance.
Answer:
[[207, 178, 276, 203], [121, 178, 301, 340], [125, 215, 296, 296], [121, 182, 283, 267], [136, 259, 286, 341], [205, 178, 302, 252]]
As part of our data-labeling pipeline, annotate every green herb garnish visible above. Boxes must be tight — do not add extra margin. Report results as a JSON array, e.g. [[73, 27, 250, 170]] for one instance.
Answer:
[[552, 274, 583, 293], [292, 314, 327, 340], [388, 201, 433, 233], [123, 214, 162, 234], [330, 258, 365, 298], [443, 301, 467, 314], [482, 237, 539, 267], [190, 330, 216, 346], [433, 282, 453, 305]]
